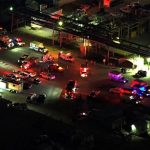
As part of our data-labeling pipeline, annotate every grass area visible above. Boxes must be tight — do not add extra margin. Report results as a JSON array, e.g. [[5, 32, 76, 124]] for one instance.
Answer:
[[111, 48, 132, 57]]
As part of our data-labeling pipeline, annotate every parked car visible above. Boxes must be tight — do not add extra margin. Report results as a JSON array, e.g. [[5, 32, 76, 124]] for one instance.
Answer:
[[9, 89, 18, 93], [121, 94, 143, 104], [24, 70, 37, 77], [133, 84, 150, 97], [5, 73, 22, 81], [7, 102, 27, 110], [12, 37, 25, 46], [58, 51, 75, 62], [13, 70, 30, 79], [64, 80, 79, 100], [21, 61, 32, 70], [26, 93, 46, 104], [130, 79, 148, 88], [40, 72, 55, 80], [30, 41, 48, 54], [23, 81, 32, 89], [142, 86, 150, 97], [32, 78, 41, 84], [129, 95, 143, 104], [108, 71, 128, 83], [18, 54, 29, 64], [134, 70, 147, 78]]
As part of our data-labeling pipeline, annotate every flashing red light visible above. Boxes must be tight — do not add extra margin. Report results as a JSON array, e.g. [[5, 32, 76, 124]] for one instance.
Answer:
[[103, 0, 110, 8], [16, 38, 22, 42]]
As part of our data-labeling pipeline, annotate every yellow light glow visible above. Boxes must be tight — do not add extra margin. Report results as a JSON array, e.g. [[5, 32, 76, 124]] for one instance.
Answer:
[[131, 124, 137, 133], [113, 40, 120, 44], [83, 40, 92, 46], [58, 21, 63, 26], [31, 23, 42, 29]]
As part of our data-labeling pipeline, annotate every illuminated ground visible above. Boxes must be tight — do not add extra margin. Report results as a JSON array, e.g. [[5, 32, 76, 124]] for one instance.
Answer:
[[0, 26, 150, 125]]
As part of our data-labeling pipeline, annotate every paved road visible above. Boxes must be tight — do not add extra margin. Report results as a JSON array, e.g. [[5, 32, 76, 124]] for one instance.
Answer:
[[1, 27, 150, 124]]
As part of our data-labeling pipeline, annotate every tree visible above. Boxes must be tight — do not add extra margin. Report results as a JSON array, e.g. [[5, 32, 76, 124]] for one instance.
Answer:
[[25, 0, 39, 11]]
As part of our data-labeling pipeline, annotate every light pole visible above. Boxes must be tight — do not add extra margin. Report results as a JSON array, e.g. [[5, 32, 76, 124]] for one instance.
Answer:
[[10, 6, 14, 33], [52, 23, 55, 46], [147, 58, 150, 70], [59, 31, 62, 48], [58, 20, 63, 48]]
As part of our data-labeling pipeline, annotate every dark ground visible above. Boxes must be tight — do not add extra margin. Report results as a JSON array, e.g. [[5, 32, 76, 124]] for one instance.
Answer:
[[1, 98, 150, 150]]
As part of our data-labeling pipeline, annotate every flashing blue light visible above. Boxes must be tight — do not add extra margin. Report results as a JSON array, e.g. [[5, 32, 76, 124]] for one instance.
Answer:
[[139, 86, 146, 92]]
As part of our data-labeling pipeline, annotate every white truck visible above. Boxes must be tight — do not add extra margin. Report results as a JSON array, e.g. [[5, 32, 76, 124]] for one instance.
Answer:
[[30, 41, 48, 54]]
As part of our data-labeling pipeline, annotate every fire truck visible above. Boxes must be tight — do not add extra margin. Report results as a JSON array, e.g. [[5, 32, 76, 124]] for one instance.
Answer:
[[0, 35, 14, 48], [80, 64, 89, 77]]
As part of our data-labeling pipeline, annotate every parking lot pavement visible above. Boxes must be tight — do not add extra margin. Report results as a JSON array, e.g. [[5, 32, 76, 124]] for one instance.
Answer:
[[0, 26, 150, 126]]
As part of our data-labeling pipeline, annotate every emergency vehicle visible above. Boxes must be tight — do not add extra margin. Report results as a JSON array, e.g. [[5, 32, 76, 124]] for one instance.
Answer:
[[58, 51, 74, 62], [30, 41, 48, 54], [130, 79, 148, 88], [108, 71, 128, 83], [21, 57, 38, 70], [0, 77, 23, 93], [64, 80, 78, 100], [0, 35, 14, 48], [11, 37, 25, 46], [21, 61, 32, 70], [80, 64, 89, 77]]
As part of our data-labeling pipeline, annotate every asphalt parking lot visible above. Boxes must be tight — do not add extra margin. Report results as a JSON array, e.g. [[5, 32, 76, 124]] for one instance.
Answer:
[[0, 27, 150, 125]]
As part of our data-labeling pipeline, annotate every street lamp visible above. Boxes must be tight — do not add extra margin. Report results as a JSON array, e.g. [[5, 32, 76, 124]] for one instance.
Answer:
[[58, 20, 63, 27], [9, 6, 14, 11], [9, 6, 14, 33], [58, 20, 63, 48]]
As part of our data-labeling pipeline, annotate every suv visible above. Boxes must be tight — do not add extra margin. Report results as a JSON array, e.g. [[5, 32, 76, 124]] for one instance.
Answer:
[[134, 70, 147, 78], [18, 54, 29, 64], [26, 93, 46, 104], [64, 80, 78, 99]]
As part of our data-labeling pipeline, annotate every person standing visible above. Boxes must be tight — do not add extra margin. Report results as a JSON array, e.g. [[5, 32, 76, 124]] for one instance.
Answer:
[[103, 58, 106, 65]]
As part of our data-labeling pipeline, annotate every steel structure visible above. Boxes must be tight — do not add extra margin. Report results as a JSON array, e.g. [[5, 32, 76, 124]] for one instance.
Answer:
[[13, 7, 150, 57]]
